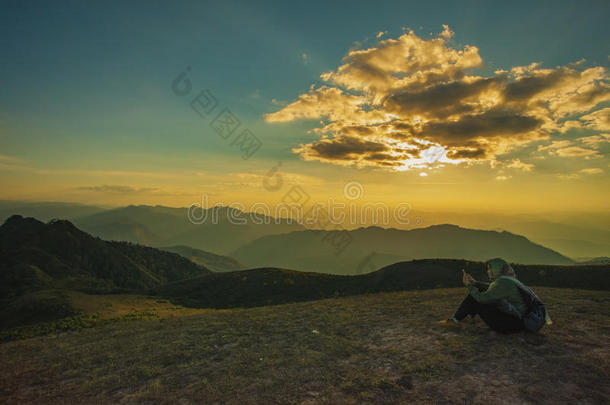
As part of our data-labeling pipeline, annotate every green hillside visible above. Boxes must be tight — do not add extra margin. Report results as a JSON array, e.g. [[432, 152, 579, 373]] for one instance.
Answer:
[[158, 259, 610, 309], [0, 215, 210, 298]]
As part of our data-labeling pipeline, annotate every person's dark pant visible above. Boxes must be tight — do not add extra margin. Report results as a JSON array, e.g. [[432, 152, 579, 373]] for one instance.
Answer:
[[453, 294, 525, 334]]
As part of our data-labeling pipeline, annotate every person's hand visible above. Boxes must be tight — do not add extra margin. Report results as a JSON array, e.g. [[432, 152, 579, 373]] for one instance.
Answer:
[[462, 270, 476, 286]]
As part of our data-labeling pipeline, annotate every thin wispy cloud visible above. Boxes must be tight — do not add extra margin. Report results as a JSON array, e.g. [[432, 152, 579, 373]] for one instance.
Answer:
[[580, 168, 603, 174], [0, 154, 24, 164], [77, 185, 158, 194], [537, 140, 601, 158], [506, 159, 534, 172], [558, 167, 604, 180]]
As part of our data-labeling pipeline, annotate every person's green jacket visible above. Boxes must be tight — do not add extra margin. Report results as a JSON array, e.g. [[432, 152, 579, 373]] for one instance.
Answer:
[[468, 276, 528, 317]]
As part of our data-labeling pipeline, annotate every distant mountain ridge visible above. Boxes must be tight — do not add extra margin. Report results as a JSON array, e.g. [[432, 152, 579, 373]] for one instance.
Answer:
[[232, 224, 573, 274], [72, 204, 304, 254], [3, 201, 608, 259], [0, 201, 105, 223], [159, 245, 245, 272], [577, 256, 610, 265]]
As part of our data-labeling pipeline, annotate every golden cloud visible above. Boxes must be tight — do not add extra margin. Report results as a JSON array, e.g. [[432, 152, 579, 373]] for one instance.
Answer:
[[506, 159, 535, 171], [265, 27, 610, 171], [581, 108, 610, 131], [538, 140, 600, 157], [579, 133, 610, 147]]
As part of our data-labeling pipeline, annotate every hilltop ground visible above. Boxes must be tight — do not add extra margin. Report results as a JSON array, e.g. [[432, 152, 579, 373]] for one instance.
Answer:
[[1, 287, 609, 404]]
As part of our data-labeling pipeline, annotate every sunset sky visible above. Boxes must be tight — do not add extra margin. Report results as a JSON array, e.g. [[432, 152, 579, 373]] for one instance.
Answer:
[[1, 0, 609, 215]]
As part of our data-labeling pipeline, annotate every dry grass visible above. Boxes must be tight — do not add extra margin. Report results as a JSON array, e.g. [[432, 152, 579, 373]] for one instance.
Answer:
[[1, 287, 608, 404], [66, 291, 211, 319]]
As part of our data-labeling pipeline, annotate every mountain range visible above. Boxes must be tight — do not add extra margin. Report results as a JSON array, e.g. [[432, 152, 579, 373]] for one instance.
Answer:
[[1, 215, 608, 330], [2, 201, 609, 259], [0, 205, 578, 279], [231, 224, 573, 274], [71, 205, 304, 254]]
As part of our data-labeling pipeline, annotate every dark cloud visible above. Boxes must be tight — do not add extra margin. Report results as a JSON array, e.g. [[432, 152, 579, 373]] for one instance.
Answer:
[[504, 69, 566, 102], [384, 77, 500, 119], [418, 109, 543, 143], [447, 148, 487, 159], [304, 136, 389, 161], [365, 152, 412, 162]]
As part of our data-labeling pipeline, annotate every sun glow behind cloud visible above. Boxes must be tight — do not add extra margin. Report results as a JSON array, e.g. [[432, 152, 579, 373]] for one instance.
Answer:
[[265, 27, 610, 173]]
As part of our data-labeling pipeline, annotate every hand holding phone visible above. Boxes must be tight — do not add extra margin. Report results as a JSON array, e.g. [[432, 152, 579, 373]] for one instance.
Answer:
[[462, 269, 475, 286]]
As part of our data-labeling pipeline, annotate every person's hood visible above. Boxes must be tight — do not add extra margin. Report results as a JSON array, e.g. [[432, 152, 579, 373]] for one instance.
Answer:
[[487, 258, 510, 277]]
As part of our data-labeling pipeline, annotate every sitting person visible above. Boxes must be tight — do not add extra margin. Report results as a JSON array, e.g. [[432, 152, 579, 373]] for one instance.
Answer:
[[439, 258, 529, 334]]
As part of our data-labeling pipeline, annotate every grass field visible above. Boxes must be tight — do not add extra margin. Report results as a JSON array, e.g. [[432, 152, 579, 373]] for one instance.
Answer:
[[1, 287, 609, 404], [66, 291, 210, 319]]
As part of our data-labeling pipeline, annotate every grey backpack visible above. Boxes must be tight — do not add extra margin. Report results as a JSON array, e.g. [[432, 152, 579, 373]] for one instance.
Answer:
[[500, 276, 547, 332]]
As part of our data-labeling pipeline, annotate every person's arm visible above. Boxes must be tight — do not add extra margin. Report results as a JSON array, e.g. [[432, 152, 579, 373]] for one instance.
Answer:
[[472, 280, 489, 291], [467, 278, 512, 304]]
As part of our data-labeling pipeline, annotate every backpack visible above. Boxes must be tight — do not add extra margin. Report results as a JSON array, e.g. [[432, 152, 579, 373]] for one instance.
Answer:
[[499, 276, 548, 332]]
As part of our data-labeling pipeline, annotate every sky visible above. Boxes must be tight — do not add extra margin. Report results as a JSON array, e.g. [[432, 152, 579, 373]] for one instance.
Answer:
[[1, 0, 609, 217]]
